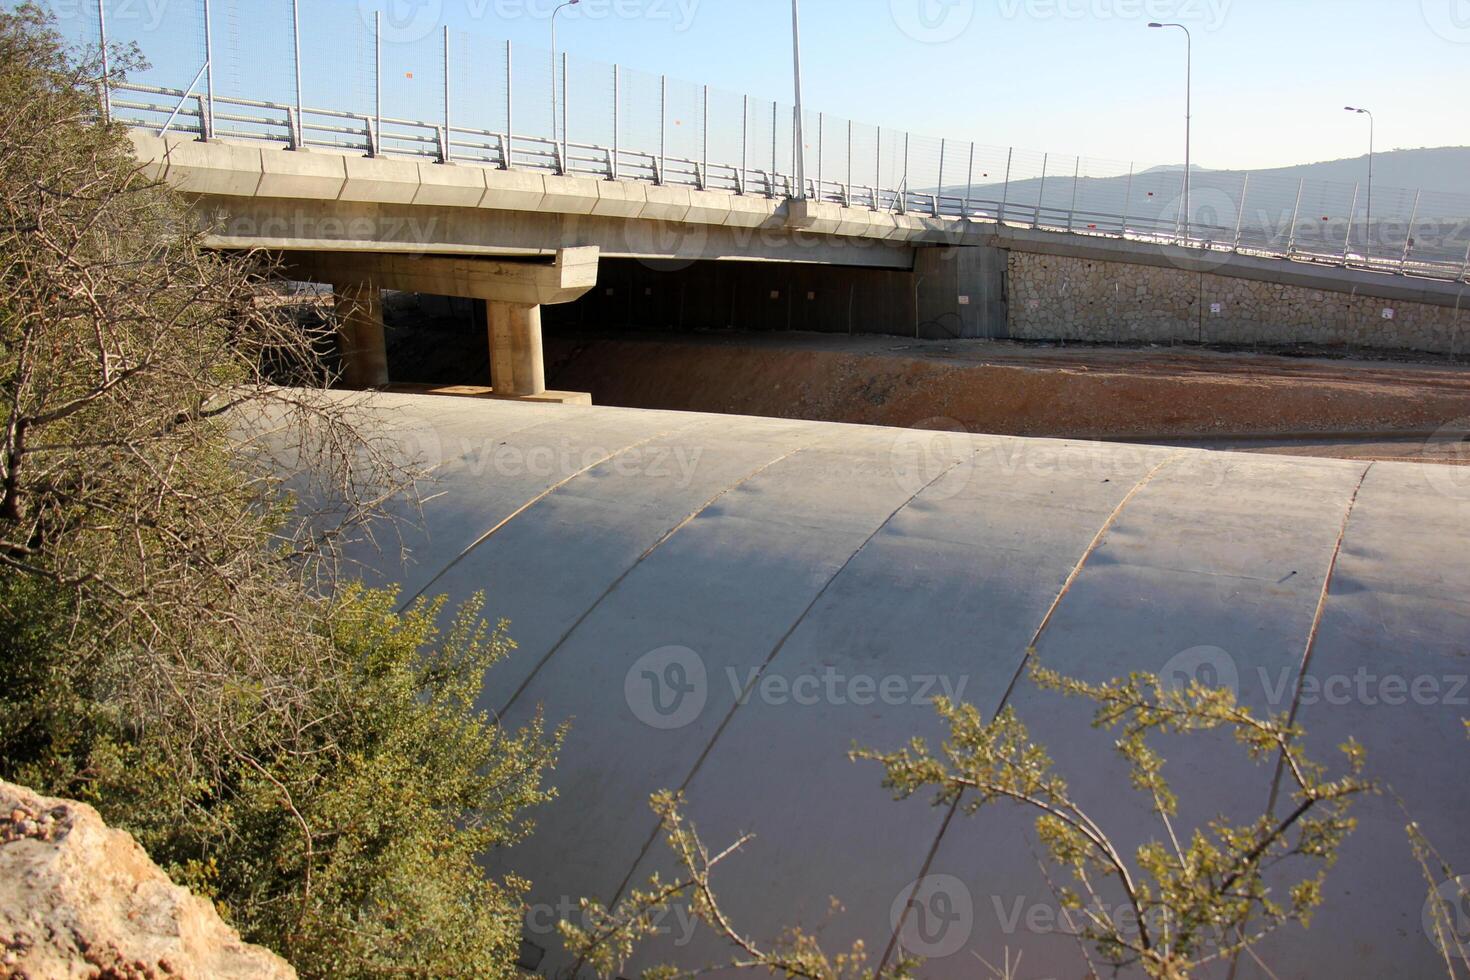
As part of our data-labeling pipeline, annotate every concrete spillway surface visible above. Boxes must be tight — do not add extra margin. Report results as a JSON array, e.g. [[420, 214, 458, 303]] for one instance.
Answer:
[[305, 392, 1469, 978]]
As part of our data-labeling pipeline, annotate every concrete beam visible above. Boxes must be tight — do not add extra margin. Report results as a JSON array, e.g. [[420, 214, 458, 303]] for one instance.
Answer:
[[285, 247, 600, 306]]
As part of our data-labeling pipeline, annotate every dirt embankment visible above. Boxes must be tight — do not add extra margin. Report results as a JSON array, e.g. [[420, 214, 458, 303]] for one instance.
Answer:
[[545, 332, 1470, 441]]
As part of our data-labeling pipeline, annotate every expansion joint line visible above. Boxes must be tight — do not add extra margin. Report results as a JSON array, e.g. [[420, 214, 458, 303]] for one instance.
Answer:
[[877, 452, 1179, 975], [588, 453, 970, 971], [496, 441, 812, 721], [1265, 461, 1373, 817], [398, 427, 683, 612]]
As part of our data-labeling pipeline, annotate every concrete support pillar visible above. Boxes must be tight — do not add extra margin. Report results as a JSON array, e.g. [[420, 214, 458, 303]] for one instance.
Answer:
[[487, 301, 546, 396], [333, 282, 389, 388]]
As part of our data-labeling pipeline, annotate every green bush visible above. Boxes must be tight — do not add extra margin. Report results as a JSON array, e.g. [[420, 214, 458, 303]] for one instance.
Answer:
[[0, 6, 562, 976]]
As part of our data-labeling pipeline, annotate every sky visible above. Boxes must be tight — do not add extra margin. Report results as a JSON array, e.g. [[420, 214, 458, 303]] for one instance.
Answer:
[[46, 0, 1470, 172]]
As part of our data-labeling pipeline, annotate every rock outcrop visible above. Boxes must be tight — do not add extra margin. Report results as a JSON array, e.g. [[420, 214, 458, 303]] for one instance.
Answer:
[[0, 779, 295, 980]]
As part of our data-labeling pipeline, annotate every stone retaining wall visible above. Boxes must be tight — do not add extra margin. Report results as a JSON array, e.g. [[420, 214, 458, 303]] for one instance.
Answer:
[[1007, 251, 1470, 353]]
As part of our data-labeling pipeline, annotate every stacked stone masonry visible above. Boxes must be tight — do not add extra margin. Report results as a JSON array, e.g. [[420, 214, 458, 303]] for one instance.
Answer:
[[1007, 251, 1469, 354]]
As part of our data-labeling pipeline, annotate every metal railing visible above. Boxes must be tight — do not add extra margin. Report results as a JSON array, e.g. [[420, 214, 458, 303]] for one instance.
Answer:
[[88, 0, 1470, 284]]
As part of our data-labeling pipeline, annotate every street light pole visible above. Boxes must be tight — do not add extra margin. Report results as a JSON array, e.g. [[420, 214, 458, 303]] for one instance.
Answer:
[[550, 0, 579, 159], [1149, 22, 1191, 244], [1345, 106, 1373, 255], [791, 0, 806, 199]]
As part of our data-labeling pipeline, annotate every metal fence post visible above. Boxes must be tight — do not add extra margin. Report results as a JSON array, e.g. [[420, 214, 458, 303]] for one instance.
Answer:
[[999, 147, 1012, 223], [936, 138, 945, 217], [1286, 177, 1304, 253], [1400, 190, 1421, 272], [611, 64, 619, 180], [1342, 183, 1360, 259], [561, 51, 568, 173], [963, 141, 974, 219], [292, 0, 302, 146], [770, 100, 777, 197], [874, 126, 881, 210], [1120, 163, 1133, 235], [816, 112, 823, 201], [372, 12, 381, 156], [701, 84, 709, 189], [1067, 156, 1079, 232], [846, 119, 852, 205], [900, 131, 909, 213], [202, 0, 214, 139], [739, 93, 747, 194], [1460, 240, 1470, 282], [659, 75, 667, 185], [1231, 173, 1249, 249], [96, 0, 110, 122], [1034, 152, 1048, 228], [443, 27, 452, 163], [504, 41, 513, 169]]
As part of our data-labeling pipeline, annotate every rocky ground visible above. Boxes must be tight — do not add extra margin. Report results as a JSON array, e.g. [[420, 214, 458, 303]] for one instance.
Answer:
[[0, 780, 294, 980]]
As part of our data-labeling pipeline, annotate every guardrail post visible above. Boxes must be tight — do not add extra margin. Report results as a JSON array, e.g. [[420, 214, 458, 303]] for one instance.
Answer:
[[999, 147, 1012, 224], [1400, 190, 1420, 272], [1286, 177, 1304, 253], [611, 64, 620, 181], [195, 93, 211, 140], [505, 41, 514, 169], [365, 116, 379, 157], [900, 132, 909, 213], [1067, 156, 1079, 232], [436, 126, 448, 164], [286, 107, 301, 150], [1341, 182, 1359, 260], [1034, 152, 1048, 228], [1232, 173, 1249, 249], [96, 0, 110, 122]]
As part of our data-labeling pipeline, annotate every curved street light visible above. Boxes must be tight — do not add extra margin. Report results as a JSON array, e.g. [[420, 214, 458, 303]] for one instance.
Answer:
[[1345, 106, 1374, 255], [1149, 22, 1192, 244]]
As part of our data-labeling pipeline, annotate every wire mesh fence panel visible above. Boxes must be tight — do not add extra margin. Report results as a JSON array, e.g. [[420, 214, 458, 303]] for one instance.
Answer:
[[563, 52, 614, 176], [904, 133, 943, 213], [999, 149, 1049, 226], [846, 121, 880, 206], [374, 21, 446, 159], [1037, 155, 1082, 231], [662, 75, 705, 187], [1126, 167, 1187, 240], [704, 85, 746, 192], [1068, 157, 1135, 234], [508, 40, 555, 170], [1292, 178, 1360, 259], [1235, 171, 1303, 255], [1408, 190, 1470, 271], [741, 96, 778, 196], [772, 100, 796, 197], [1358, 184, 1418, 266], [95, 0, 209, 134], [615, 62, 663, 183], [446, 30, 509, 167], [1185, 170, 1247, 249], [964, 145, 1013, 219]]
